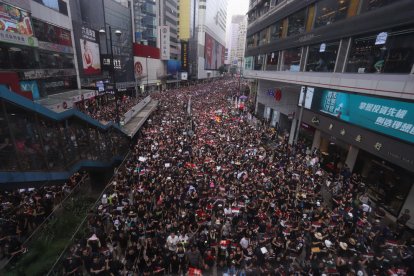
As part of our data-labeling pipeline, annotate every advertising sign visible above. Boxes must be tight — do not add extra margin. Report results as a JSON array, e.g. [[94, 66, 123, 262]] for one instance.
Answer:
[[181, 40, 189, 70], [0, 2, 33, 36], [20, 80, 40, 100], [32, 18, 72, 46], [204, 32, 225, 70], [167, 60, 181, 76], [305, 88, 414, 144], [159, 26, 170, 60], [80, 26, 100, 75], [180, 72, 188, 80], [0, 30, 37, 46]]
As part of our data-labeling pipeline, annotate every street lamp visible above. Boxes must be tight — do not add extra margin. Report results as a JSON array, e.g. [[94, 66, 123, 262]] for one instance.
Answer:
[[99, 26, 122, 126], [146, 56, 150, 93]]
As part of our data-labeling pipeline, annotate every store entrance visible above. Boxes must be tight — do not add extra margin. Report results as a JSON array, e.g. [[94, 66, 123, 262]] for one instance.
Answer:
[[319, 135, 348, 174], [354, 150, 414, 216]]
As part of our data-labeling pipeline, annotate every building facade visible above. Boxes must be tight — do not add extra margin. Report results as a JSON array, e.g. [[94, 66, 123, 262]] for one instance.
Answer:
[[227, 15, 247, 68], [132, 0, 158, 47], [0, 0, 78, 100], [158, 0, 179, 60], [245, 0, 414, 226], [178, 0, 228, 79]]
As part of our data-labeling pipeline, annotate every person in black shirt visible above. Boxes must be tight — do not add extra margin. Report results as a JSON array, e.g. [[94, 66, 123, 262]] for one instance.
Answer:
[[169, 254, 181, 275]]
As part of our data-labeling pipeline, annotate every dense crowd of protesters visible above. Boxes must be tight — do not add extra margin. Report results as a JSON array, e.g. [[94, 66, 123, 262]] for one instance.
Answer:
[[3, 78, 411, 275], [0, 172, 85, 262], [58, 78, 413, 276], [75, 95, 145, 123]]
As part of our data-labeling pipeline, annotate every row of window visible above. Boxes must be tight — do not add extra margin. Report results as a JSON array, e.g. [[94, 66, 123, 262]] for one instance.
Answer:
[[246, 25, 414, 74], [247, 0, 403, 48], [0, 44, 74, 70]]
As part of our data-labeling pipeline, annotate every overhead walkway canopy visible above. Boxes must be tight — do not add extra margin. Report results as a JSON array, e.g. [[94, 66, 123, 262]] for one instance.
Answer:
[[0, 86, 156, 184]]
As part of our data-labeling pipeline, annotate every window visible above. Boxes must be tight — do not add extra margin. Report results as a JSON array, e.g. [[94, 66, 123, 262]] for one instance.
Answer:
[[254, 55, 264, 70], [346, 26, 414, 74], [266, 51, 279, 71], [282, 48, 301, 71], [247, 35, 255, 48], [259, 28, 269, 46], [360, 0, 403, 12], [287, 8, 306, 36], [314, 0, 350, 28], [306, 41, 339, 72], [270, 21, 283, 42]]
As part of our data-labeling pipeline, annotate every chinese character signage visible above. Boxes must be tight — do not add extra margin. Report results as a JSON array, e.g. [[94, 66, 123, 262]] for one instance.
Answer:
[[159, 26, 170, 60], [80, 26, 101, 75], [306, 88, 414, 144], [0, 30, 37, 46], [181, 40, 189, 70], [0, 2, 33, 36]]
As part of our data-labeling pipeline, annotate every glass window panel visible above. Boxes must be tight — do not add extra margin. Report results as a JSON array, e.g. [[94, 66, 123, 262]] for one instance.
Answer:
[[282, 48, 302, 71], [306, 41, 340, 72], [0, 101, 18, 171], [361, 0, 403, 12], [287, 9, 306, 37], [5, 102, 47, 170], [247, 35, 255, 48], [259, 27, 269, 46], [270, 21, 283, 42], [314, 0, 351, 29], [346, 26, 414, 74], [266, 51, 279, 71]]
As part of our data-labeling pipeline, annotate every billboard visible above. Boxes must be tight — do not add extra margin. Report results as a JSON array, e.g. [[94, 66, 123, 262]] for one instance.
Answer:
[[79, 26, 100, 75], [167, 60, 181, 76], [159, 26, 170, 60], [181, 40, 189, 70], [302, 87, 414, 144], [32, 18, 71, 46], [0, 2, 33, 36], [204, 32, 225, 70]]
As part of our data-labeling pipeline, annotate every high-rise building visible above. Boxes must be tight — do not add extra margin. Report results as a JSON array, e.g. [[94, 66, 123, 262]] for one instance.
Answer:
[[132, 0, 158, 47], [181, 0, 229, 79], [227, 15, 247, 68], [245, 0, 414, 223], [158, 0, 180, 60]]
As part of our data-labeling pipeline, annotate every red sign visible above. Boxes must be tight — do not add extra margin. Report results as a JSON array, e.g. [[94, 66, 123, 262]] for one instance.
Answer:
[[134, 61, 143, 77], [275, 88, 282, 101]]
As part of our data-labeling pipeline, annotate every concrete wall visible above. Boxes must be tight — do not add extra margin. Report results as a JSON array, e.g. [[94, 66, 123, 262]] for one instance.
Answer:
[[244, 70, 414, 101]]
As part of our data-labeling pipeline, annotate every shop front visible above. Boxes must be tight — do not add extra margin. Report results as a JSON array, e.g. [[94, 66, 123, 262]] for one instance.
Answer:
[[298, 86, 414, 222]]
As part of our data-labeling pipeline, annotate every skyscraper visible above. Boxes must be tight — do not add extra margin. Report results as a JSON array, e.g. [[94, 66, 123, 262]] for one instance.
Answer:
[[228, 15, 247, 68], [132, 0, 158, 47], [158, 0, 179, 60]]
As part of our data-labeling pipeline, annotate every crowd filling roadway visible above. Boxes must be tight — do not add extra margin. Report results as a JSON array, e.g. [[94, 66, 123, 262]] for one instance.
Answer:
[[1, 78, 413, 275]]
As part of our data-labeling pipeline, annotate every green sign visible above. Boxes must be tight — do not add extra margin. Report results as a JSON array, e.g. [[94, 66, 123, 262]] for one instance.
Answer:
[[307, 88, 414, 144]]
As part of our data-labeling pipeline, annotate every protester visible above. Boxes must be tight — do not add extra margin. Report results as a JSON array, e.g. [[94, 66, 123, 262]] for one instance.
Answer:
[[61, 77, 412, 275]]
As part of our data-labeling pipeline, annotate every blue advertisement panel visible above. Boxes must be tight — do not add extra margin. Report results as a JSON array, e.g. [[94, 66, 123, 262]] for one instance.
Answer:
[[167, 60, 181, 75], [309, 89, 414, 144], [20, 80, 40, 100]]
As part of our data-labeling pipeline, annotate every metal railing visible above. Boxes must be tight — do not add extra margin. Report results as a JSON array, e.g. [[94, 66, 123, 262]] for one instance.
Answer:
[[46, 151, 132, 275], [1, 173, 88, 271]]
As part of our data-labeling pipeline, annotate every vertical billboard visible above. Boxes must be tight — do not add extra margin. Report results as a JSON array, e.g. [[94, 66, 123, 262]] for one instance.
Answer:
[[0, 2, 33, 36], [302, 87, 414, 144], [181, 40, 189, 70], [79, 26, 101, 75], [204, 32, 225, 70], [159, 26, 170, 60]]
